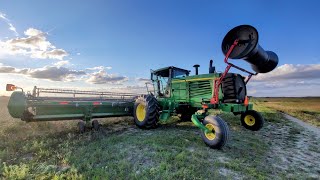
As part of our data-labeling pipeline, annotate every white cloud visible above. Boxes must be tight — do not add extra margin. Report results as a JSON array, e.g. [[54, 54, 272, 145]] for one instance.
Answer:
[[0, 65, 16, 73], [0, 64, 85, 81], [0, 63, 129, 85], [0, 28, 68, 60], [8, 28, 52, 50], [0, 12, 19, 36], [8, 23, 18, 36], [86, 69, 128, 84], [24, 28, 43, 37], [136, 77, 152, 88], [0, 13, 6, 19], [247, 80, 320, 97], [28, 66, 85, 81], [107, 78, 153, 94], [136, 77, 151, 82], [108, 85, 149, 94], [253, 64, 320, 81], [30, 49, 68, 60], [86, 66, 112, 71], [246, 64, 320, 97], [53, 60, 70, 67]]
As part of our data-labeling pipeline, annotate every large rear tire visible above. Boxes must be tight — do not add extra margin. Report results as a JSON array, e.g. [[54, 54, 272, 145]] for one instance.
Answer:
[[240, 110, 264, 131], [221, 73, 246, 103], [133, 95, 159, 129], [200, 116, 230, 149]]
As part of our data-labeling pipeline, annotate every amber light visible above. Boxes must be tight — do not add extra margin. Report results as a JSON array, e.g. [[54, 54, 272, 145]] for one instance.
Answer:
[[202, 104, 209, 109], [6, 84, 16, 91], [244, 96, 249, 106]]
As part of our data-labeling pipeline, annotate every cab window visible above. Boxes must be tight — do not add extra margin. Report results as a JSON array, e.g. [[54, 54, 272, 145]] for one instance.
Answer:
[[173, 69, 189, 78]]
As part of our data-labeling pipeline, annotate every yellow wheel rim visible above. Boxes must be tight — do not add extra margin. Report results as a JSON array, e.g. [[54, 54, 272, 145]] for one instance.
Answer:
[[136, 104, 146, 122], [205, 124, 216, 140], [244, 115, 255, 126]]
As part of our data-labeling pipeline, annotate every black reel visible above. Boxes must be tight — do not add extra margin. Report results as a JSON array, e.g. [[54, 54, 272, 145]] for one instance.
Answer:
[[222, 25, 279, 73]]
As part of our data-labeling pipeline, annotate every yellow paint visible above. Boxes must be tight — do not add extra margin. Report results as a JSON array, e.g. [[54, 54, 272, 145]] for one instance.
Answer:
[[136, 104, 146, 122], [204, 123, 216, 140], [172, 77, 214, 83], [244, 115, 255, 126]]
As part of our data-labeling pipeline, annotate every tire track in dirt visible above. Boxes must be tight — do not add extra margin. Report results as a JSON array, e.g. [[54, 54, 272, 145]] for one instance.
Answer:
[[263, 113, 320, 178], [281, 113, 320, 137]]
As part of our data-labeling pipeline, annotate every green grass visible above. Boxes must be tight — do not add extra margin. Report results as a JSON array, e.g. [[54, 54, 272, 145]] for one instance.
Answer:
[[0, 97, 319, 179], [254, 97, 320, 127]]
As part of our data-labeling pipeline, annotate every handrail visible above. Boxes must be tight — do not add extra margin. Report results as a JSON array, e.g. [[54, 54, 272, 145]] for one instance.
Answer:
[[32, 86, 141, 98]]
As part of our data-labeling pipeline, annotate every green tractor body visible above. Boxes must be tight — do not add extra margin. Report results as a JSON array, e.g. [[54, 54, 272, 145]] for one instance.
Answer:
[[150, 66, 252, 122]]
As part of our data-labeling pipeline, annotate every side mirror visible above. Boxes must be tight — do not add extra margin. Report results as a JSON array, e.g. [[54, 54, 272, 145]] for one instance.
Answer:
[[6, 84, 16, 91]]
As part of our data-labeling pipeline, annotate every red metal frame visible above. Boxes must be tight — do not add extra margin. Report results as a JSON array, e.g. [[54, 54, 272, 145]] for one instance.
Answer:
[[210, 39, 258, 104]]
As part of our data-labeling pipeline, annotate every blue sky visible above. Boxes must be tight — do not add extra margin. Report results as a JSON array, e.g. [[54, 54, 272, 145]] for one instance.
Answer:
[[0, 0, 320, 96]]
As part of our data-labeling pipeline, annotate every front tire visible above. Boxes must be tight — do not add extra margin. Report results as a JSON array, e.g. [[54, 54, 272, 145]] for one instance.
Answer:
[[241, 110, 264, 131], [78, 121, 85, 133], [92, 120, 100, 131], [133, 95, 159, 129], [200, 116, 230, 149]]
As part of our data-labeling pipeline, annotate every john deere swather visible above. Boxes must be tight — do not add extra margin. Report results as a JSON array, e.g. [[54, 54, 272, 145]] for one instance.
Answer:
[[7, 25, 278, 149]]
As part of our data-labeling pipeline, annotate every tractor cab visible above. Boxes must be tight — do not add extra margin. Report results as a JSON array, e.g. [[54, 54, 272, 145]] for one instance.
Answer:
[[151, 66, 190, 97]]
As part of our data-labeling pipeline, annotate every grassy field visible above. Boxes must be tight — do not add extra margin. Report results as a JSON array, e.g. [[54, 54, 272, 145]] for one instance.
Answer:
[[254, 97, 320, 127], [0, 97, 319, 179]]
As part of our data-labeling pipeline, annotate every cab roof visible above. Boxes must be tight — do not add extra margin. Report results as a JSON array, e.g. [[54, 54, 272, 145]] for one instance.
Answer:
[[152, 66, 190, 77]]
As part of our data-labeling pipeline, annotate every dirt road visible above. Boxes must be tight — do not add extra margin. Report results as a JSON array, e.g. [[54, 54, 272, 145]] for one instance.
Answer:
[[282, 113, 320, 137]]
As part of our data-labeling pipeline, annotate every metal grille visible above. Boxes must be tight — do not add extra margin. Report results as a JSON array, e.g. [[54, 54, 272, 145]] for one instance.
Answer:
[[189, 80, 211, 97]]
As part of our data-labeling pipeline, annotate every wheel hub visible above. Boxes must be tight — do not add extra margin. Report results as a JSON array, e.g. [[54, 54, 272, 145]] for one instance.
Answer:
[[136, 104, 146, 122], [244, 115, 255, 126], [205, 124, 216, 140]]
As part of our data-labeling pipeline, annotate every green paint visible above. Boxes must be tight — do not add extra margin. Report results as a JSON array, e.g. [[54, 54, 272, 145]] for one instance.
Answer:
[[7, 91, 27, 118], [7, 91, 134, 122], [191, 114, 210, 133]]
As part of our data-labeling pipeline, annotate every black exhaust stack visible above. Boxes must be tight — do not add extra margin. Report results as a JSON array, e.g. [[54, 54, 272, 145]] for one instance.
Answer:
[[221, 25, 278, 73], [193, 64, 200, 75], [209, 60, 215, 73]]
